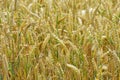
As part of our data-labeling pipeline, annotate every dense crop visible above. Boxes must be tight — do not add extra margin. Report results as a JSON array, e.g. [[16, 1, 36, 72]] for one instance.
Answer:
[[0, 0, 120, 80]]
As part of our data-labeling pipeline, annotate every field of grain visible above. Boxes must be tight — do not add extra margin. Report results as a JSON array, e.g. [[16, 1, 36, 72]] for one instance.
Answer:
[[0, 0, 120, 80]]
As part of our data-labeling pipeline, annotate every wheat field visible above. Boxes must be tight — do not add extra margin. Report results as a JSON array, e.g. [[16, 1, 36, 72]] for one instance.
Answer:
[[0, 0, 120, 80]]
